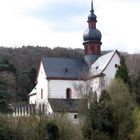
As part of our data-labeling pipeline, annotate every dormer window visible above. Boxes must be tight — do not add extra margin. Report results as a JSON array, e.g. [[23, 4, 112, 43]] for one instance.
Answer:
[[65, 68, 68, 72], [96, 66, 99, 70]]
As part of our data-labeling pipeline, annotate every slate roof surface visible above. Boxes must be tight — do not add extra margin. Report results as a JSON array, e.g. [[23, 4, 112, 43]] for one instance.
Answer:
[[41, 51, 118, 80], [42, 57, 89, 79], [48, 99, 88, 113], [91, 50, 116, 75]]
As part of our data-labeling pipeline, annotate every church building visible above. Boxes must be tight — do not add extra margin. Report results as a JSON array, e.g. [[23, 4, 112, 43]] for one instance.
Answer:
[[28, 1, 120, 123]]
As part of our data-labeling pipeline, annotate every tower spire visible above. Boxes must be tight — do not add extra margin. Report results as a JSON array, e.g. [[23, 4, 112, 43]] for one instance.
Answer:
[[88, 0, 96, 22], [83, 0, 102, 66], [90, 0, 94, 13]]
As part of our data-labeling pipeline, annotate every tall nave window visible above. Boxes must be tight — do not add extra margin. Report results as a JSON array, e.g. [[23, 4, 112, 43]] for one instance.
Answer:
[[66, 88, 72, 99]]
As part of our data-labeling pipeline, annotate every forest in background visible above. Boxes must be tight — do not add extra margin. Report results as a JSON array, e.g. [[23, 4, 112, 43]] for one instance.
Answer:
[[0, 46, 83, 102], [0, 46, 139, 104], [0, 46, 140, 139]]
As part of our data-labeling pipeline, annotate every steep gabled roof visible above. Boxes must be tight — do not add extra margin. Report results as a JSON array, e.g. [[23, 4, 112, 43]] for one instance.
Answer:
[[42, 57, 89, 80], [91, 50, 119, 75], [48, 99, 88, 113], [40, 50, 119, 80], [28, 86, 37, 96]]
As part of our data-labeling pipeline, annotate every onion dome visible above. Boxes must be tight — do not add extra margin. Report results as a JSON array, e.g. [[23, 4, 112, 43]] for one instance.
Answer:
[[83, 28, 102, 42], [83, 0, 102, 43]]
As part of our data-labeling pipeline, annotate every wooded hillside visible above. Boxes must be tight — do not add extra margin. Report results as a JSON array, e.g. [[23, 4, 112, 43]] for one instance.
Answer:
[[0, 46, 139, 103], [0, 46, 83, 102]]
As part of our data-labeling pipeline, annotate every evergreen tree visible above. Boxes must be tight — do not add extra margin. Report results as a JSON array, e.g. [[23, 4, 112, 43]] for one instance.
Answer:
[[19, 67, 37, 101], [115, 56, 131, 89], [131, 71, 140, 104], [0, 79, 12, 113], [0, 115, 15, 140], [45, 122, 60, 140], [83, 79, 135, 140], [0, 59, 16, 113]]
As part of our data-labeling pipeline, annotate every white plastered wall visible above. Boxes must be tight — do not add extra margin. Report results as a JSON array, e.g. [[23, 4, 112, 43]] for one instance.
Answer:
[[90, 77, 103, 100], [103, 53, 120, 87], [67, 113, 79, 124], [35, 62, 53, 114], [87, 52, 120, 100], [29, 95, 36, 104], [48, 80, 85, 99]]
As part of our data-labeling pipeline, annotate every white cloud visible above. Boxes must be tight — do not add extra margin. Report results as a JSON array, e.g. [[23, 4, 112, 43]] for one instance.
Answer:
[[0, 0, 139, 53], [96, 0, 140, 53]]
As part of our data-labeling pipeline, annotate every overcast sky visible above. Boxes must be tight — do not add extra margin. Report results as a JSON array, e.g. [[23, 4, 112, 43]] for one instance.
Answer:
[[0, 0, 140, 53]]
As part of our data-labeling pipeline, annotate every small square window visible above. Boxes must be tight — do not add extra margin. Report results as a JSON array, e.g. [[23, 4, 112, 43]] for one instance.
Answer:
[[74, 114, 78, 119], [115, 64, 118, 68]]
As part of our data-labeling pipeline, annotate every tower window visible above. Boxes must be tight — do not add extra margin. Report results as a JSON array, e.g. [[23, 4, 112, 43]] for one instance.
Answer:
[[66, 88, 72, 99]]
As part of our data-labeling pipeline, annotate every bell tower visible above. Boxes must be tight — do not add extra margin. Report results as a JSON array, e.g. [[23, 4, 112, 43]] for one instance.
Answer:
[[83, 0, 102, 66]]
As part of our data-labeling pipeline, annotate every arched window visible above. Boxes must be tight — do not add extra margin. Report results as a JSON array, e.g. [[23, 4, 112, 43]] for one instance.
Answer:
[[42, 103, 45, 114], [66, 88, 72, 99], [93, 91, 97, 103]]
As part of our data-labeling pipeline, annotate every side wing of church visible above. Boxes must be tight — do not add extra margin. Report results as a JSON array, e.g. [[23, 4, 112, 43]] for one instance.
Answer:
[[28, 0, 120, 123]]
